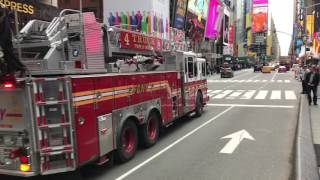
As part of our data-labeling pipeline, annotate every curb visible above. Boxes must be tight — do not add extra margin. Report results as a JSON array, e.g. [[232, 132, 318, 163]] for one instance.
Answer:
[[295, 95, 319, 180]]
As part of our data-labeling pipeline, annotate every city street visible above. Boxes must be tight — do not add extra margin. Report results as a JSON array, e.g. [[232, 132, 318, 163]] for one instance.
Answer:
[[12, 69, 299, 180]]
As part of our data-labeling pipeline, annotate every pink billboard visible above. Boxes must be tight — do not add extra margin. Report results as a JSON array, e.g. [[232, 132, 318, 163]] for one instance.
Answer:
[[253, 0, 268, 6], [204, 0, 223, 39]]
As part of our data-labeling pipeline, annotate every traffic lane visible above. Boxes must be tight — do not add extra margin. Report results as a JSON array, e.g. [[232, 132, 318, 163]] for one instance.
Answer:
[[116, 106, 298, 180], [1, 107, 228, 180], [208, 69, 253, 80], [208, 73, 267, 90], [79, 106, 229, 180]]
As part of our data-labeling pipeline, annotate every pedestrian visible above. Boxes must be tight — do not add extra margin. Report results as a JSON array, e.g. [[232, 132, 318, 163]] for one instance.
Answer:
[[305, 65, 320, 105], [299, 66, 308, 94], [0, 6, 26, 75]]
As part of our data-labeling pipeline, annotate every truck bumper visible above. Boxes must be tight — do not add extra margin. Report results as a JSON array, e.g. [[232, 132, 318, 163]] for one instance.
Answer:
[[0, 169, 37, 177]]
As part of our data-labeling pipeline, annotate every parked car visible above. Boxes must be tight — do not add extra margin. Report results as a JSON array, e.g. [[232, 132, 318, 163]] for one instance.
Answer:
[[221, 67, 234, 78], [254, 65, 262, 72], [278, 66, 287, 73]]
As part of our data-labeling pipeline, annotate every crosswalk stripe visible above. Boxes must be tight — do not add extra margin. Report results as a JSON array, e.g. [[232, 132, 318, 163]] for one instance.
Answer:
[[212, 90, 233, 99], [226, 90, 245, 99], [285, 80, 290, 83], [239, 80, 245, 82], [277, 80, 283, 83], [240, 90, 256, 99], [208, 90, 223, 96], [247, 80, 253, 82], [270, 90, 281, 99], [262, 80, 268, 82], [254, 80, 260, 82], [285, 90, 297, 100], [254, 90, 268, 99]]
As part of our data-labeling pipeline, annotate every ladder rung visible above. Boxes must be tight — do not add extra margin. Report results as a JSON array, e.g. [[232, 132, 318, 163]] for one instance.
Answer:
[[37, 100, 69, 105], [39, 123, 70, 129], [40, 145, 73, 154]]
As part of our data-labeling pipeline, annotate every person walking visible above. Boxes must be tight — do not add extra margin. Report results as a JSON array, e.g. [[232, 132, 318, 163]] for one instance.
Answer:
[[305, 65, 320, 105], [0, 6, 26, 75], [300, 66, 308, 94]]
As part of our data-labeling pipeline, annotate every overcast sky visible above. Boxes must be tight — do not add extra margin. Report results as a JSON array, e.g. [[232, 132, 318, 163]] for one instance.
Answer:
[[269, 0, 294, 56]]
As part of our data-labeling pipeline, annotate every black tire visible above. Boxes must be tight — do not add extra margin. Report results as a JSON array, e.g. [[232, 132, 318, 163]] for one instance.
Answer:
[[115, 120, 138, 163], [140, 111, 160, 148], [195, 92, 204, 117]]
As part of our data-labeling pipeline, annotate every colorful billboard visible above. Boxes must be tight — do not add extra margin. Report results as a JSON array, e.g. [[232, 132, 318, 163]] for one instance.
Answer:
[[223, 15, 230, 44], [253, 0, 268, 6], [188, 0, 209, 19], [204, 0, 223, 39], [252, 6, 268, 33], [103, 0, 170, 39], [173, 0, 188, 29]]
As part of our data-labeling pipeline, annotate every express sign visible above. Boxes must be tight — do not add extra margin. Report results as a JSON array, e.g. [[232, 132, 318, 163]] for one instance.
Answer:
[[119, 31, 163, 52], [0, 0, 34, 14]]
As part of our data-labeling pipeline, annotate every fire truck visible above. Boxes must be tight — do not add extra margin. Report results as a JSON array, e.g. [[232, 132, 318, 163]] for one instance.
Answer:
[[0, 10, 208, 177]]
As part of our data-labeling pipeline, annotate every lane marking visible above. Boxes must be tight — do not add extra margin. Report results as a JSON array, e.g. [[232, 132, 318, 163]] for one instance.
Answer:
[[262, 80, 268, 82], [208, 90, 222, 96], [270, 90, 281, 100], [254, 90, 268, 99], [240, 90, 256, 99], [226, 90, 245, 99], [271, 71, 278, 81], [212, 90, 233, 99], [115, 106, 234, 180], [207, 103, 295, 108], [285, 90, 297, 100]]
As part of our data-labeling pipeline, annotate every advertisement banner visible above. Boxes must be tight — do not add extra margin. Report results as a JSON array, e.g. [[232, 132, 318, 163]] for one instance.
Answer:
[[204, 0, 223, 39], [173, 0, 188, 29], [188, 0, 209, 19], [103, 0, 170, 39], [223, 15, 230, 44], [253, 0, 268, 6], [252, 6, 268, 33], [229, 25, 234, 44]]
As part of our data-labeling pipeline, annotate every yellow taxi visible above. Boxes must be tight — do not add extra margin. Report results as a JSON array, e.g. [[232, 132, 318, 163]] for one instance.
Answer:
[[261, 66, 272, 73]]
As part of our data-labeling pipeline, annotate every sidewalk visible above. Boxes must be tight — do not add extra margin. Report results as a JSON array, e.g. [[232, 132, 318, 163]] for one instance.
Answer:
[[311, 105, 320, 170]]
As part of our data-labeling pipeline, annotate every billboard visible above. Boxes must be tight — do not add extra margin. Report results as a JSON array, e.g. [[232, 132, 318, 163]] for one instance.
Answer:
[[173, 0, 188, 29], [204, 0, 223, 39], [188, 0, 209, 19], [253, 0, 268, 6], [223, 15, 230, 44], [103, 0, 170, 39], [252, 6, 268, 33]]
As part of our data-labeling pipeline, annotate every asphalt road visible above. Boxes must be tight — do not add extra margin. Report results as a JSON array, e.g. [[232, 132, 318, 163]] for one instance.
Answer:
[[5, 69, 300, 180]]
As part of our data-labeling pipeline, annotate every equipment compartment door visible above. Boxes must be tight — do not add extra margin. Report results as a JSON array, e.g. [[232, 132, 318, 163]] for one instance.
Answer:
[[72, 77, 99, 165]]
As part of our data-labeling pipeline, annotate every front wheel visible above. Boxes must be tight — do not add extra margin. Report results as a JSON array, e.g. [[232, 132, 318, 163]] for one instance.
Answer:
[[195, 92, 204, 117], [140, 111, 160, 148], [115, 120, 138, 163]]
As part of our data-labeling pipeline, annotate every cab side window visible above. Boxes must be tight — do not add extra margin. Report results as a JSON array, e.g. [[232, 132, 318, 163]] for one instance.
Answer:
[[187, 57, 195, 78]]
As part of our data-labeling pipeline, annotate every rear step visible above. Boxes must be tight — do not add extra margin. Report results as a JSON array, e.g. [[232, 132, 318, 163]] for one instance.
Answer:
[[32, 77, 76, 175]]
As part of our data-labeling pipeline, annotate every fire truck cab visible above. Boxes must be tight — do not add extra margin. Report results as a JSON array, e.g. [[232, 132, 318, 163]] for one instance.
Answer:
[[0, 11, 208, 177]]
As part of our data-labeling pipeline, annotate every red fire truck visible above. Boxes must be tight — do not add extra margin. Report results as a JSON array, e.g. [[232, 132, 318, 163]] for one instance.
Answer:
[[0, 10, 208, 177]]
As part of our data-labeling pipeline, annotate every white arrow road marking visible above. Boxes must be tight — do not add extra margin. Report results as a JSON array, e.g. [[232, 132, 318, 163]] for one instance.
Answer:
[[220, 130, 255, 154]]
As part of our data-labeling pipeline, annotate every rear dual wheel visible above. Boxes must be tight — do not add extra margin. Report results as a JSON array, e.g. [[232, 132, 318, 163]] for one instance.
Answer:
[[116, 120, 138, 163], [140, 111, 160, 148]]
